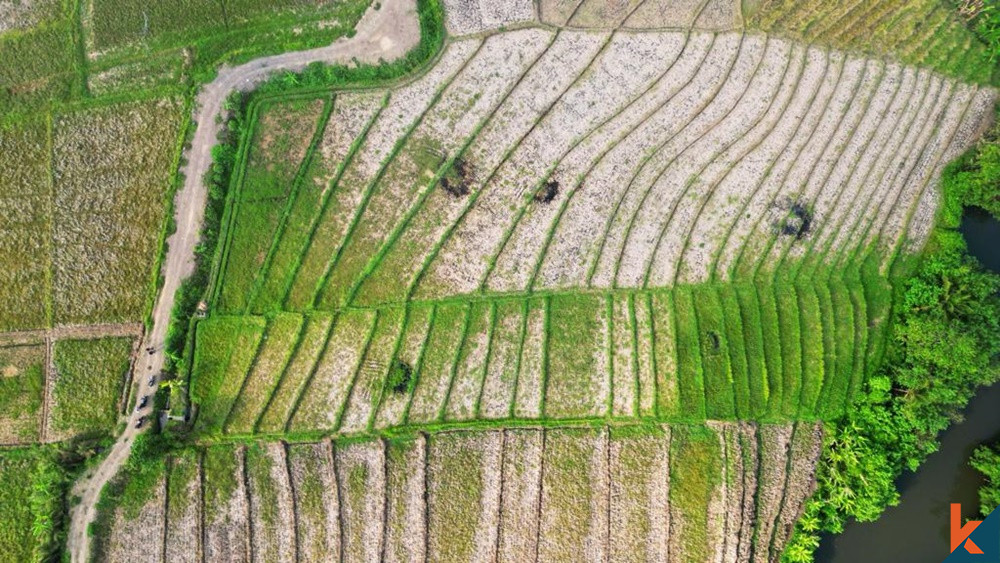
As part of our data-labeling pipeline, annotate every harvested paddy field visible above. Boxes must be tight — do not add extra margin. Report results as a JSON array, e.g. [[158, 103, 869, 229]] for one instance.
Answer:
[[93, 422, 823, 563], [192, 23, 995, 443], [64, 0, 1000, 560]]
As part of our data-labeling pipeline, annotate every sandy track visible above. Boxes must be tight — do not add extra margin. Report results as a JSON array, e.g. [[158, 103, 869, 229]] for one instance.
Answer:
[[65, 2, 419, 561]]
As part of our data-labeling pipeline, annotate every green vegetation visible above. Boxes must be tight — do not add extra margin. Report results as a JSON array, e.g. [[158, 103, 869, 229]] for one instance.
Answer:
[[782, 133, 1000, 560], [51, 337, 132, 438], [0, 448, 66, 562], [0, 344, 45, 443], [0, 122, 51, 330], [669, 425, 721, 563], [51, 99, 185, 325], [748, 0, 995, 83], [217, 97, 328, 313], [224, 313, 304, 434], [0, 98, 183, 330], [971, 442, 1000, 517], [427, 431, 486, 561], [189, 316, 266, 434]]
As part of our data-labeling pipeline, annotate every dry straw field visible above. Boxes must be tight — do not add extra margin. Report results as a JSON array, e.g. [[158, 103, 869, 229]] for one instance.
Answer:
[[193, 21, 995, 436], [95, 422, 822, 563]]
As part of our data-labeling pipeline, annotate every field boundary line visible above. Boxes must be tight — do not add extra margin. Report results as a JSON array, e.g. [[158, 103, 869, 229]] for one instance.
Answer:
[[45, 112, 55, 328], [366, 307, 411, 432], [645, 292, 661, 419], [279, 442, 301, 561], [828, 70, 935, 274], [329, 440, 346, 563], [506, 299, 531, 420], [604, 294, 614, 418], [221, 320, 273, 433], [404, 30, 614, 304], [585, 31, 716, 287], [208, 98, 266, 308], [239, 445, 253, 561], [436, 302, 474, 422], [400, 305, 438, 424], [707, 43, 834, 282], [278, 92, 388, 309], [636, 31, 778, 290], [813, 278, 841, 416], [883, 85, 978, 273], [605, 31, 746, 286], [766, 56, 895, 280], [717, 49, 845, 282], [251, 316, 310, 433], [40, 335, 54, 443], [198, 449, 206, 563], [660, 36, 801, 288], [538, 297, 552, 419], [118, 333, 144, 417], [674, 41, 814, 286], [747, 55, 881, 281], [793, 283, 819, 417], [332, 312, 381, 433], [342, 30, 560, 306], [532, 428, 547, 563], [522, 25, 700, 292], [311, 38, 487, 309], [245, 95, 335, 312], [283, 313, 340, 433], [787, 61, 910, 282], [491, 27, 695, 293], [161, 457, 172, 563], [471, 302, 500, 419], [766, 423, 799, 562]]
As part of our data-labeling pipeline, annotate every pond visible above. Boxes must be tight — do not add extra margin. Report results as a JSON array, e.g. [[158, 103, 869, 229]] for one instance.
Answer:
[[815, 207, 1000, 563]]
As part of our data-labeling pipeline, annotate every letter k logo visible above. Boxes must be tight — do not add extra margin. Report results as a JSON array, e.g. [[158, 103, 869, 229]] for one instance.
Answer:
[[953, 504, 985, 555]]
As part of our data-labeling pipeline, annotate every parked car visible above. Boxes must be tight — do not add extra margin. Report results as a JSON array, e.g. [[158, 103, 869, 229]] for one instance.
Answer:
[[137, 395, 149, 410], [135, 417, 145, 429]]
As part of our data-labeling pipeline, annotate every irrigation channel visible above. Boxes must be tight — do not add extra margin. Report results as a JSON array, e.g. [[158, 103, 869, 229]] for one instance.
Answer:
[[816, 206, 1000, 562]]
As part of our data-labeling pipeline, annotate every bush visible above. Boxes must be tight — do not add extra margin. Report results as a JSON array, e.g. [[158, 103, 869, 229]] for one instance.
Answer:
[[970, 443, 1000, 517]]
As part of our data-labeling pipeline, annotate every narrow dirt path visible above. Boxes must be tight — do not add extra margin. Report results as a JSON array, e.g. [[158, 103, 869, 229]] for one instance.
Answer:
[[65, 2, 419, 560]]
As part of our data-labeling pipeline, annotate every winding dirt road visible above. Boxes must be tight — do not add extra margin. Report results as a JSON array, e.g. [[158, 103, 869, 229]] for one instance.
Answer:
[[65, 2, 419, 560]]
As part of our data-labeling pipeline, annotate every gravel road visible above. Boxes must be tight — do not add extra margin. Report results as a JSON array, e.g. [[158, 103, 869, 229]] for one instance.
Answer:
[[65, 2, 419, 560]]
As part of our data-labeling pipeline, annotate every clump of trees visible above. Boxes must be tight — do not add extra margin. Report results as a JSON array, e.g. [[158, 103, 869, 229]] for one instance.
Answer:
[[970, 443, 1000, 517], [783, 131, 1000, 561]]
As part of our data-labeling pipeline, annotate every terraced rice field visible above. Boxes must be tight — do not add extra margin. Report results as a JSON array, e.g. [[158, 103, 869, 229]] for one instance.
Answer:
[[749, 0, 995, 83], [101, 1, 998, 560], [195, 25, 995, 437], [94, 422, 822, 563]]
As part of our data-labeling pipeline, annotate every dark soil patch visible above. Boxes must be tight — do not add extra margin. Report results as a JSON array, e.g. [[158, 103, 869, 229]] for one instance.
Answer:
[[707, 331, 721, 351], [441, 157, 473, 198], [773, 198, 813, 240], [534, 179, 559, 203]]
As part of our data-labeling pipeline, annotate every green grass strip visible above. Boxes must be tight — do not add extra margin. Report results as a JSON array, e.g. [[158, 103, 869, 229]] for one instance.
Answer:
[[691, 285, 736, 419], [672, 287, 706, 420], [795, 282, 824, 418], [718, 285, 751, 419]]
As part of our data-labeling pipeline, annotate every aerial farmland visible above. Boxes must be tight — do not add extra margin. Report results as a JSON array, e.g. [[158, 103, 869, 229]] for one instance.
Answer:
[[1, 0, 1000, 561]]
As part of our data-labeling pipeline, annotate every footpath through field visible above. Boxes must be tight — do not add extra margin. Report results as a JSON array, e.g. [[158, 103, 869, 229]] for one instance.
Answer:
[[64, 2, 421, 561]]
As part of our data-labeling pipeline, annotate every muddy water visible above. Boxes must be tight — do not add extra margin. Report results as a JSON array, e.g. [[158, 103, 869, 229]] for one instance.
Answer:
[[815, 207, 1000, 563]]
